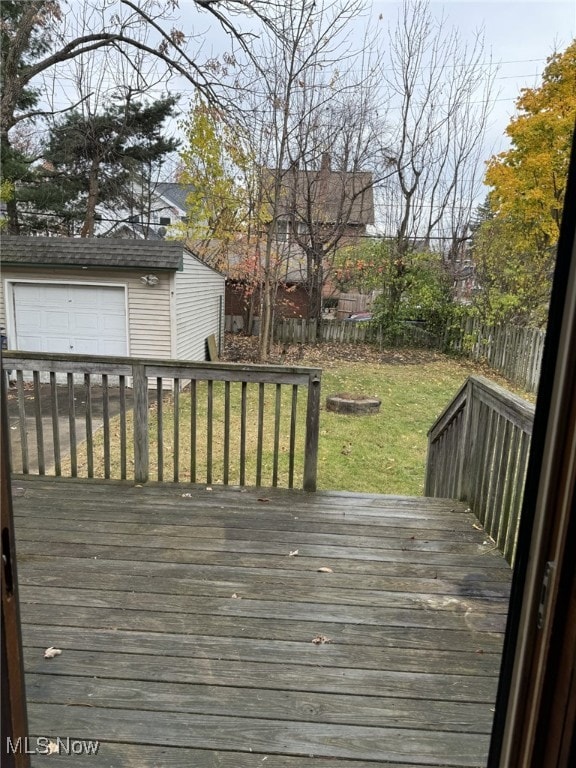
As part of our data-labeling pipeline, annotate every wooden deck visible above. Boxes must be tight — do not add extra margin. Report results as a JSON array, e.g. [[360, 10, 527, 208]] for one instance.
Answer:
[[11, 477, 511, 767]]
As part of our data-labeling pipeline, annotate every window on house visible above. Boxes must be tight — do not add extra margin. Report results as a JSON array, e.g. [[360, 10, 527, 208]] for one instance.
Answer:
[[159, 216, 171, 226], [276, 220, 289, 242]]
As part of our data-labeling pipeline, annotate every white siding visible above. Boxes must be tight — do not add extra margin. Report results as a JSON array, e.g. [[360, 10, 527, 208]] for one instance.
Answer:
[[1, 268, 172, 358], [174, 252, 225, 360]]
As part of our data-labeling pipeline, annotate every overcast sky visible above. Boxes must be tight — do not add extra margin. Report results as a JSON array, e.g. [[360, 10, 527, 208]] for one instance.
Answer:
[[411, 1, 575, 152], [185, 0, 575, 155]]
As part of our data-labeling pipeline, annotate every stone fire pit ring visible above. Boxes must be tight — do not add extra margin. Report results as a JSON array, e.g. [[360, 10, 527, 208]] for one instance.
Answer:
[[326, 393, 381, 415]]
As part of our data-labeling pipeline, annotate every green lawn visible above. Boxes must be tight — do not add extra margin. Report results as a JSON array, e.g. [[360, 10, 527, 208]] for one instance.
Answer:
[[316, 358, 476, 495]]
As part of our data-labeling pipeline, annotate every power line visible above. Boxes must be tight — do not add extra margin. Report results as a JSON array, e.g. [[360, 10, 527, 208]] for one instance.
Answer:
[[15, 209, 475, 239]]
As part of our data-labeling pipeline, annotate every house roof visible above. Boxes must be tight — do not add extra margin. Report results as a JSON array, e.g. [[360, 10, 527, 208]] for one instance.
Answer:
[[262, 160, 375, 227], [107, 223, 166, 241], [155, 182, 191, 213], [0, 236, 184, 270]]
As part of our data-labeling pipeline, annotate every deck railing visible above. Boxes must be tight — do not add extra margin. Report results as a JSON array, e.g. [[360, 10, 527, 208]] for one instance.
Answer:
[[2, 352, 322, 491], [425, 375, 535, 565]]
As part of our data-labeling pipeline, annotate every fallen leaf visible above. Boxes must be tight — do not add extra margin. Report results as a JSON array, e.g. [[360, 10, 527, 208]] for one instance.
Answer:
[[288, 549, 299, 557], [44, 647, 62, 659], [257, 497, 270, 503], [205, 486, 213, 491], [231, 593, 240, 599], [46, 741, 60, 755], [181, 493, 192, 498], [472, 523, 483, 531], [312, 635, 332, 645], [317, 567, 333, 573]]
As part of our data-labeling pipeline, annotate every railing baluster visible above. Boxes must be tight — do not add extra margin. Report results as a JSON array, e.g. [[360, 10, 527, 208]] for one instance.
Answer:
[[256, 383, 265, 487], [477, 406, 497, 528], [16, 371, 29, 474], [240, 381, 247, 487], [223, 381, 230, 485], [484, 413, 504, 538], [67, 373, 77, 477], [491, 419, 512, 545], [84, 373, 93, 478], [33, 371, 45, 475], [190, 379, 197, 484], [173, 379, 180, 483], [119, 376, 127, 480], [206, 380, 213, 486], [157, 378, 163, 482], [49, 372, 61, 476], [132, 363, 149, 485], [508, 432, 531, 564], [102, 374, 110, 480], [289, 384, 298, 489], [498, 426, 520, 555], [272, 384, 282, 487]]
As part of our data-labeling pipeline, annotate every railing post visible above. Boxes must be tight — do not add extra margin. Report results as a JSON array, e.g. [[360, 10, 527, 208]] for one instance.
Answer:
[[303, 371, 321, 492], [457, 378, 475, 500], [424, 432, 436, 496], [132, 363, 149, 484]]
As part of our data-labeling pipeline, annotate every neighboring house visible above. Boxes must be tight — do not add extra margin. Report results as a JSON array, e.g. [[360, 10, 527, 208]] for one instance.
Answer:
[[452, 257, 479, 304], [225, 278, 310, 333], [97, 181, 193, 240], [265, 153, 374, 271], [223, 155, 376, 331], [0, 237, 224, 360], [261, 154, 375, 307]]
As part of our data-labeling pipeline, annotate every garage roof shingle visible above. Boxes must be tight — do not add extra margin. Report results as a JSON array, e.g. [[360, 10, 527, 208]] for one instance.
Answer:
[[0, 236, 184, 270]]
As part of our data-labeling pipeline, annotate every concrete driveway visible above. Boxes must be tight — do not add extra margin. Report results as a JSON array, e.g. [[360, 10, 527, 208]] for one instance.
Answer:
[[5, 383, 133, 474]]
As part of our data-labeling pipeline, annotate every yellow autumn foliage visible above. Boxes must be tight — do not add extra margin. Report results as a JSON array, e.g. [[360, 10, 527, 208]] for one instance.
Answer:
[[486, 40, 576, 248], [477, 40, 576, 324]]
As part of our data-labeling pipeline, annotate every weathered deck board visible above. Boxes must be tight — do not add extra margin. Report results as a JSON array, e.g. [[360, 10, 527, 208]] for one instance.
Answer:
[[12, 477, 511, 767]]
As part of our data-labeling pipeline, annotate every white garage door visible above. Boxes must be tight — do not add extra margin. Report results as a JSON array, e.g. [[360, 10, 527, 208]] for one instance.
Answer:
[[13, 283, 128, 356]]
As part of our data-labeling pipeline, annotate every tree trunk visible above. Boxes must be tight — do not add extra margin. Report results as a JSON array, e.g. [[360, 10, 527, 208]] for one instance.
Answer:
[[5, 197, 19, 235], [259, 252, 273, 361], [306, 248, 324, 325], [80, 160, 100, 237]]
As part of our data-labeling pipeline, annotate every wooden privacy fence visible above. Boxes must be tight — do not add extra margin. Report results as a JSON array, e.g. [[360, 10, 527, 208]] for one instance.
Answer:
[[425, 375, 535, 565], [443, 316, 545, 393], [274, 318, 437, 347], [2, 352, 322, 492], [273, 315, 544, 393]]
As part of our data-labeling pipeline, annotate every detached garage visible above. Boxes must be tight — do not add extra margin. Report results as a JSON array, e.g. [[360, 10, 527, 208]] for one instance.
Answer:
[[0, 236, 225, 361]]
